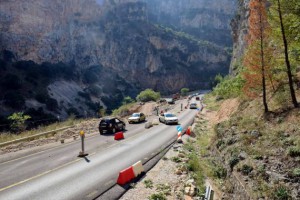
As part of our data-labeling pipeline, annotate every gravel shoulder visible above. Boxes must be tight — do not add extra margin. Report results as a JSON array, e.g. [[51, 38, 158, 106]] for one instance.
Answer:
[[120, 141, 191, 200]]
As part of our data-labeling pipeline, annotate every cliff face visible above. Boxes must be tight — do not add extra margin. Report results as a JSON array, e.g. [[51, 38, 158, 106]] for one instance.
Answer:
[[229, 0, 250, 74], [0, 0, 236, 121], [147, 0, 236, 47]]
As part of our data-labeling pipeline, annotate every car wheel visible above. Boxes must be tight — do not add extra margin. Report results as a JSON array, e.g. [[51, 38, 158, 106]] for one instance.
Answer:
[[99, 130, 103, 135], [159, 118, 162, 123]]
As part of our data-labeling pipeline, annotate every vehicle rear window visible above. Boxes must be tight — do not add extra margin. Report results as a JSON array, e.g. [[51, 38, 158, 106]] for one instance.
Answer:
[[165, 114, 175, 117], [100, 119, 110, 124]]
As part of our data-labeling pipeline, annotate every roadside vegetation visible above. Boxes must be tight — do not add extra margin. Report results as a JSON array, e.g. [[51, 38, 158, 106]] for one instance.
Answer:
[[0, 88, 161, 143], [200, 1, 300, 198], [0, 116, 78, 144], [136, 89, 160, 103]]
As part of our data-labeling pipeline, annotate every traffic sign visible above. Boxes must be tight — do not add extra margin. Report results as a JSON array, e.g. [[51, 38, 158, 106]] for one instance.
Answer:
[[176, 125, 182, 132]]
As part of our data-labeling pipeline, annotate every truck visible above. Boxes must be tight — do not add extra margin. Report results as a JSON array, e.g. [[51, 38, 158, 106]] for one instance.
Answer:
[[172, 93, 180, 100]]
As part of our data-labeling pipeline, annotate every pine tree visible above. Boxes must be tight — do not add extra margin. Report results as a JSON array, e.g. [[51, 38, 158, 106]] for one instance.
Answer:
[[269, 0, 299, 108], [243, 0, 271, 113]]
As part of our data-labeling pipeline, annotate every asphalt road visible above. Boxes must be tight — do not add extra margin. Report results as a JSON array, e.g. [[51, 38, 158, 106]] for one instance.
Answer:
[[0, 97, 202, 200]]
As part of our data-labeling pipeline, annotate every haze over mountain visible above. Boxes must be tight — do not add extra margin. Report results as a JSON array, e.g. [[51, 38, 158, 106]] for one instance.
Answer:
[[0, 0, 236, 123]]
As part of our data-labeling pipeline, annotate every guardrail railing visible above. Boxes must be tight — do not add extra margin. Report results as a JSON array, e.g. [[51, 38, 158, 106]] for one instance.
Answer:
[[0, 126, 74, 148]]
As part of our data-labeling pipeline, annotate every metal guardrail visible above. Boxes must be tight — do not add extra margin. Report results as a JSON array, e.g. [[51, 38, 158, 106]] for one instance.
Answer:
[[0, 126, 74, 148]]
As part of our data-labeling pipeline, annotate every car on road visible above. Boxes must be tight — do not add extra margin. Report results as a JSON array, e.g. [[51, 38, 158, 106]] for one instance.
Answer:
[[189, 103, 197, 109], [196, 96, 200, 101], [166, 98, 175, 104], [159, 113, 178, 125], [99, 117, 126, 134], [128, 112, 146, 123]]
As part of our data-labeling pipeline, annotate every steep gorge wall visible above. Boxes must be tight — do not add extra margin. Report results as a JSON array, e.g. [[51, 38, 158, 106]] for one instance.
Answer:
[[0, 0, 236, 120], [147, 0, 236, 47], [230, 0, 250, 74]]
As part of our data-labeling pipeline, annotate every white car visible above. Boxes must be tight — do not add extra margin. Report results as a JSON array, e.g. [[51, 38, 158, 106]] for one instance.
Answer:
[[128, 112, 146, 123], [189, 103, 197, 109], [159, 113, 178, 125]]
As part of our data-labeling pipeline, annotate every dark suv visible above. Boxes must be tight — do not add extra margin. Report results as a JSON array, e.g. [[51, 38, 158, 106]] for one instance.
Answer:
[[99, 117, 126, 135]]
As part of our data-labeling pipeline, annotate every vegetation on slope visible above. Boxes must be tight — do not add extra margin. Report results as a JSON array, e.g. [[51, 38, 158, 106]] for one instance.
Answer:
[[203, 1, 300, 198]]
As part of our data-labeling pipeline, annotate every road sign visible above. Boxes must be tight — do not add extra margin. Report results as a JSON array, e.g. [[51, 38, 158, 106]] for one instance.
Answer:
[[176, 125, 182, 132], [80, 131, 85, 136]]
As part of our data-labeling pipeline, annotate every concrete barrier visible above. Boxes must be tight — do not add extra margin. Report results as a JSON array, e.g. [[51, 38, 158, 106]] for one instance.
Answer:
[[0, 126, 74, 148], [117, 160, 145, 185], [117, 166, 135, 185], [114, 132, 124, 140]]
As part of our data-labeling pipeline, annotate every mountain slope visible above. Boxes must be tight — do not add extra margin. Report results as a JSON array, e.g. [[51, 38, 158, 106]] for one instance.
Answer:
[[0, 0, 236, 124]]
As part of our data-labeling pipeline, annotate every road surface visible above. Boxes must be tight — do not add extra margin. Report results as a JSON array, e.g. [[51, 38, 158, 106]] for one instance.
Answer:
[[0, 97, 202, 200]]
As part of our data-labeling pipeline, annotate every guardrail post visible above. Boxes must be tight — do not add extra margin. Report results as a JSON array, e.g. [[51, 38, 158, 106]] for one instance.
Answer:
[[78, 131, 88, 157], [209, 190, 214, 200]]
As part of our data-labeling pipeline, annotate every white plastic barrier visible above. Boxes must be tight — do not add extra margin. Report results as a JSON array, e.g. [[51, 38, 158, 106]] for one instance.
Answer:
[[132, 160, 144, 177]]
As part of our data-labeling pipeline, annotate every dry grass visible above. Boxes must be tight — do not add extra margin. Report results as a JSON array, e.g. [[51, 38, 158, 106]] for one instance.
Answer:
[[0, 117, 79, 144], [206, 92, 300, 199]]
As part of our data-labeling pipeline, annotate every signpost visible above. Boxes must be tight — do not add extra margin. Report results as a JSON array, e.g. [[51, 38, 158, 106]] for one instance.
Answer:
[[176, 125, 183, 143], [78, 131, 88, 157]]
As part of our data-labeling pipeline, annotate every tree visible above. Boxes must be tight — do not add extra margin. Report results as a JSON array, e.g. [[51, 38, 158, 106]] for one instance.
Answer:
[[122, 96, 135, 105], [136, 89, 161, 102], [243, 0, 271, 113], [269, 0, 298, 108], [7, 112, 31, 133], [180, 88, 189, 96]]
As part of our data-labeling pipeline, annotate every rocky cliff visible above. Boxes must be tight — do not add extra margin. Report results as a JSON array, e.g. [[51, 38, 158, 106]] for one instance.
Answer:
[[230, 0, 250, 74], [0, 0, 236, 124], [147, 0, 236, 47]]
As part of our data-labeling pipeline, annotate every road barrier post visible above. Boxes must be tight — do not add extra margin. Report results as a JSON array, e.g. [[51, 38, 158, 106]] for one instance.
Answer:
[[177, 131, 182, 143], [78, 130, 88, 157]]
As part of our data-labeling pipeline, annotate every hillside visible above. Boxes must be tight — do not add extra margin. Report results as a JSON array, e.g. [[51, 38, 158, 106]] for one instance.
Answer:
[[0, 0, 236, 126]]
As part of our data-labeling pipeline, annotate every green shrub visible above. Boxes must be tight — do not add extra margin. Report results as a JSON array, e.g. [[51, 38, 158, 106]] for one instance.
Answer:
[[143, 179, 153, 189], [7, 112, 31, 133], [181, 88, 189, 96], [156, 183, 171, 195], [171, 156, 181, 163], [273, 185, 290, 200], [213, 165, 227, 179], [290, 168, 300, 177], [136, 89, 160, 102], [148, 193, 167, 200], [187, 153, 200, 172], [112, 103, 134, 117], [229, 156, 240, 170], [122, 96, 135, 105], [288, 146, 300, 157], [212, 74, 244, 99], [216, 140, 225, 150], [241, 164, 253, 175]]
